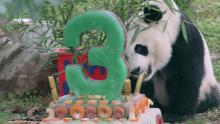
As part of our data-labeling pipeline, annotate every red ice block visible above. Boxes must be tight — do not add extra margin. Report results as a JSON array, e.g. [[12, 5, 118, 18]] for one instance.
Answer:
[[56, 48, 107, 96]]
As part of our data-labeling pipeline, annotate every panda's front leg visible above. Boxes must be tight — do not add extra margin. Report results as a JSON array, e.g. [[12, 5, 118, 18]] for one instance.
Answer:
[[153, 70, 202, 122], [169, 83, 199, 114], [165, 72, 202, 121]]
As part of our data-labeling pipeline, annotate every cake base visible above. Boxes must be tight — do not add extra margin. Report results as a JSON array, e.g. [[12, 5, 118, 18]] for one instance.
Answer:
[[40, 108, 163, 124]]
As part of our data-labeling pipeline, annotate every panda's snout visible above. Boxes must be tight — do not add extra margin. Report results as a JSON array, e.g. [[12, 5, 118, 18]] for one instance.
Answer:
[[131, 67, 140, 75]]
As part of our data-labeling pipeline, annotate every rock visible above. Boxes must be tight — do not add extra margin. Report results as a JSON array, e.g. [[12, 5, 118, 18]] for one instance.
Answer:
[[0, 36, 21, 68], [0, 34, 50, 96]]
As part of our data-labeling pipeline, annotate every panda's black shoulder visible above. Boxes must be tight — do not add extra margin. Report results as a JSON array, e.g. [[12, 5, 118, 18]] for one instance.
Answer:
[[171, 13, 205, 61], [166, 13, 205, 95], [174, 14, 204, 57]]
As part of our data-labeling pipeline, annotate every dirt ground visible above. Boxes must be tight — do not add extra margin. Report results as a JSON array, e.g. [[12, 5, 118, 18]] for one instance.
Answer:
[[185, 108, 220, 124]]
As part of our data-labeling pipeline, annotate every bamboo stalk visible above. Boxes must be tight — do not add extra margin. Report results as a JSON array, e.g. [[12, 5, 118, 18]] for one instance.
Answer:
[[134, 73, 145, 95]]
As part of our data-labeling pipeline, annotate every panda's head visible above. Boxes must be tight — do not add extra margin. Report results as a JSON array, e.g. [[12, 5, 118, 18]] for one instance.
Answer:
[[125, 0, 181, 81]]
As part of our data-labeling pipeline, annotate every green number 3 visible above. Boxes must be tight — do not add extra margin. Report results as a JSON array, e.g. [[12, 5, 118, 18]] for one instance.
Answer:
[[64, 11, 128, 100]]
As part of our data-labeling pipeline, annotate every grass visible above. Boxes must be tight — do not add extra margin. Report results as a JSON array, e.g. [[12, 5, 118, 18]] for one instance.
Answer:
[[183, 0, 220, 122], [183, 0, 220, 81], [0, 112, 10, 124], [0, 92, 48, 122], [187, 119, 205, 124]]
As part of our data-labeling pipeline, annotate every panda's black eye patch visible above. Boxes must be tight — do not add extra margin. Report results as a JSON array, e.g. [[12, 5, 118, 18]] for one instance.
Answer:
[[143, 5, 163, 23], [135, 44, 148, 56]]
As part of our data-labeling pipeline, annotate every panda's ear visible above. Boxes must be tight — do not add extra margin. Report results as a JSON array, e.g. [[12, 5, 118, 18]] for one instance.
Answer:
[[143, 5, 163, 23]]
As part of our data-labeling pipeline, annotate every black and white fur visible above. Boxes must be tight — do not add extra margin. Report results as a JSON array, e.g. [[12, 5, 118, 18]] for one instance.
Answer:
[[125, 0, 220, 122]]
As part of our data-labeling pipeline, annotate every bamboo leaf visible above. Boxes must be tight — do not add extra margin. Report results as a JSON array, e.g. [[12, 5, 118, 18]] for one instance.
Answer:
[[130, 26, 140, 45], [181, 22, 188, 44], [164, 0, 175, 13], [140, 25, 152, 32], [162, 20, 168, 32]]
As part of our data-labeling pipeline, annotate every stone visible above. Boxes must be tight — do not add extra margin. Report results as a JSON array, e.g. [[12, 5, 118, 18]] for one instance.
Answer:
[[0, 33, 50, 95]]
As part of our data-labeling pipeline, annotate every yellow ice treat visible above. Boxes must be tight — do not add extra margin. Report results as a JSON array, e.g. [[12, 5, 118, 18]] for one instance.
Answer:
[[124, 79, 131, 95], [48, 76, 59, 101]]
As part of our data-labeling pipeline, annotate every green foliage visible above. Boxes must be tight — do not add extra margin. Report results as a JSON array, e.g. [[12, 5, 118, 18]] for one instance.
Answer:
[[1, 0, 60, 20], [1, 0, 186, 49], [174, 0, 194, 10], [37, 0, 77, 48], [81, 30, 106, 48], [0, 92, 44, 110], [187, 118, 205, 124], [188, 0, 220, 81], [0, 0, 143, 50], [0, 92, 47, 121], [0, 112, 10, 123], [213, 61, 220, 81]]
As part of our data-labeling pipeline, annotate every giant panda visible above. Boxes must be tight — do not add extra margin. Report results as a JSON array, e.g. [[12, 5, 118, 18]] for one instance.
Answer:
[[125, 0, 220, 122]]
